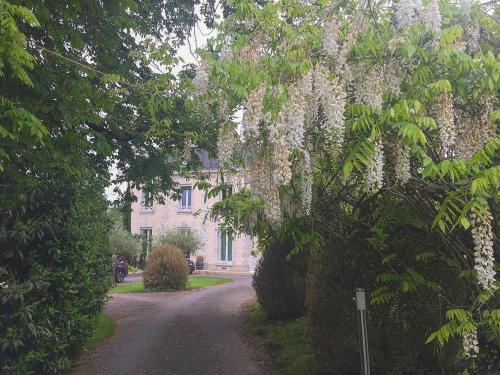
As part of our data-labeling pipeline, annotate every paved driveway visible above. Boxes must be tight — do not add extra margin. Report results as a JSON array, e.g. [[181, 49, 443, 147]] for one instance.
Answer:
[[75, 275, 274, 375]]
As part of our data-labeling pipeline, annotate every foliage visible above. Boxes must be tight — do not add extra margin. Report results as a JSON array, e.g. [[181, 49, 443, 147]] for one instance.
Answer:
[[108, 208, 141, 259], [200, 0, 499, 368], [155, 227, 201, 257], [143, 244, 188, 291], [112, 276, 232, 293], [249, 302, 321, 375], [253, 237, 307, 320], [0, 163, 110, 374]]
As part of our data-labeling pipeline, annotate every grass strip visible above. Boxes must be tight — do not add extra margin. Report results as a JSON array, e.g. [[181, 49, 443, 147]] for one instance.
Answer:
[[111, 276, 232, 293], [249, 302, 321, 375]]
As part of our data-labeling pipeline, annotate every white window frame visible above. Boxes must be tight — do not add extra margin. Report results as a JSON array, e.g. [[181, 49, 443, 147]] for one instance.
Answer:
[[140, 227, 153, 256], [140, 191, 154, 212], [177, 186, 192, 213], [217, 228, 233, 263]]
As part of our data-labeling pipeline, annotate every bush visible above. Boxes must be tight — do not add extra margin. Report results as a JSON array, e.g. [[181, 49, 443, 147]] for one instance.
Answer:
[[0, 163, 110, 374], [306, 199, 464, 374], [155, 227, 201, 257], [108, 208, 141, 260], [252, 237, 307, 320], [143, 244, 188, 291]]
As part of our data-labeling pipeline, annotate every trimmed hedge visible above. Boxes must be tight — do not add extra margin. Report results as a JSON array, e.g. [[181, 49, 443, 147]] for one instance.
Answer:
[[253, 238, 307, 320]]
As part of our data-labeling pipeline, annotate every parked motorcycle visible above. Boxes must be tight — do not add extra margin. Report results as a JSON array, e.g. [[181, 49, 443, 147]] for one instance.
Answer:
[[112, 255, 129, 283]]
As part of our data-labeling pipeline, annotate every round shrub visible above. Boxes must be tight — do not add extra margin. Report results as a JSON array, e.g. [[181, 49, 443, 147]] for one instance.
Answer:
[[143, 244, 188, 291], [252, 237, 307, 320]]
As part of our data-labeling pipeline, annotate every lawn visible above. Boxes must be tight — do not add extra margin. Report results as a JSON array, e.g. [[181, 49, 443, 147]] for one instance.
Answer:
[[249, 302, 321, 375], [86, 313, 115, 348], [111, 275, 232, 293]]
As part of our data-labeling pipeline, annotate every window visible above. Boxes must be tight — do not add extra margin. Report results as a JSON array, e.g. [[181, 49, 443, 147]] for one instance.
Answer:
[[141, 191, 153, 211], [219, 229, 233, 262], [179, 186, 192, 211], [140, 227, 153, 256]]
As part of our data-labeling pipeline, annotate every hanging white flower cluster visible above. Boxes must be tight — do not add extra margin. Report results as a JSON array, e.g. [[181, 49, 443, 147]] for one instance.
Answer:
[[455, 96, 496, 160], [366, 139, 385, 192], [193, 60, 209, 96], [383, 60, 403, 97], [242, 85, 265, 140], [240, 38, 263, 64], [322, 15, 340, 58], [355, 66, 384, 111], [421, 0, 441, 33], [300, 150, 313, 215], [394, 0, 422, 30], [217, 124, 238, 166], [435, 92, 456, 158], [269, 115, 293, 186], [264, 187, 282, 226], [470, 209, 496, 291], [286, 82, 306, 150], [394, 142, 411, 184], [314, 64, 347, 147], [462, 327, 480, 358]]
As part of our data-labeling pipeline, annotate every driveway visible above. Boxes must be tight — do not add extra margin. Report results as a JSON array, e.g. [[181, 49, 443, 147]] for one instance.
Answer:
[[75, 274, 274, 375]]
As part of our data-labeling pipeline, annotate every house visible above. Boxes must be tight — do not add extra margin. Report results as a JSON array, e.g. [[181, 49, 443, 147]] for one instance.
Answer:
[[130, 153, 257, 273]]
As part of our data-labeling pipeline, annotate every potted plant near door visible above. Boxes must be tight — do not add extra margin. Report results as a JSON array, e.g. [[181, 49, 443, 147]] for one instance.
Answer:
[[195, 255, 204, 270]]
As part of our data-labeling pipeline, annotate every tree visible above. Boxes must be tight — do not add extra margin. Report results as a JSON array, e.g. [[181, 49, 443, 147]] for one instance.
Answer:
[[108, 208, 141, 259], [156, 227, 201, 257], [199, 0, 499, 370]]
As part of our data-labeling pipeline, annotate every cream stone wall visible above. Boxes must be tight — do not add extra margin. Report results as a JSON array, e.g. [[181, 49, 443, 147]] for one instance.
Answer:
[[130, 173, 257, 272]]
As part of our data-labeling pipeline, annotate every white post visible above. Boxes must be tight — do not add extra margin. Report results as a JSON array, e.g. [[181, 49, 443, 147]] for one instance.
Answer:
[[356, 288, 370, 375]]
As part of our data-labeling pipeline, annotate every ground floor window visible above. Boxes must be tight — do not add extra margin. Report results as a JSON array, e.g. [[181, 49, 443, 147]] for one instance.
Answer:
[[219, 229, 233, 261], [140, 227, 153, 255]]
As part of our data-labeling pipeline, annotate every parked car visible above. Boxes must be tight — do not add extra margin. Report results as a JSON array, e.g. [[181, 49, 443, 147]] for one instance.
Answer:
[[112, 255, 129, 283], [187, 258, 195, 275]]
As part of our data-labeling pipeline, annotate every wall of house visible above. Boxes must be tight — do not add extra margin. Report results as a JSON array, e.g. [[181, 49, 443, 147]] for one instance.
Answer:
[[130, 174, 257, 272]]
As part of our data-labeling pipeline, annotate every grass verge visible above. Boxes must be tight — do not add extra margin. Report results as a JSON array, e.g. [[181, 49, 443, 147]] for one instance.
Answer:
[[86, 313, 115, 348], [111, 276, 232, 293], [249, 302, 321, 375]]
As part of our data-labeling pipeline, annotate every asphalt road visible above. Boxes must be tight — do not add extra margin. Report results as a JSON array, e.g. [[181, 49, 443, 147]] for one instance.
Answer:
[[75, 274, 273, 375]]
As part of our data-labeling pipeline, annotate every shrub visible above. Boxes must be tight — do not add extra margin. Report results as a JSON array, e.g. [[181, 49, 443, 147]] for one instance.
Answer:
[[306, 199, 464, 374], [155, 227, 201, 257], [0, 164, 110, 374], [252, 237, 307, 320], [143, 244, 188, 291], [108, 208, 141, 260]]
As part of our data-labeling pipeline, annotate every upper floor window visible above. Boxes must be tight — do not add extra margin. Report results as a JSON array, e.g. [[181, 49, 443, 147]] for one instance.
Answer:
[[179, 186, 192, 212], [141, 191, 153, 211]]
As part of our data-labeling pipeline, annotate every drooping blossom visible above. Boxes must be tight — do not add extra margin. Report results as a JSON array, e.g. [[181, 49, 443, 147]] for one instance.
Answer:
[[193, 60, 209, 96], [322, 16, 340, 58], [300, 150, 313, 215], [384, 60, 403, 96], [470, 209, 496, 291], [421, 0, 441, 33], [394, 0, 423, 30], [242, 86, 265, 140], [217, 123, 238, 166], [355, 66, 384, 111], [394, 142, 411, 184], [366, 139, 385, 192], [286, 83, 306, 150], [435, 92, 456, 158], [462, 327, 480, 358]]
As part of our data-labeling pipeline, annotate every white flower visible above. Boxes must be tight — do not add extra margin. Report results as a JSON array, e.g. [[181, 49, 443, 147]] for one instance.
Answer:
[[470, 210, 496, 291], [322, 16, 340, 58], [286, 82, 306, 150], [395, 142, 411, 184], [434, 92, 456, 158], [462, 327, 480, 358], [355, 66, 384, 111], [384, 60, 403, 97], [422, 0, 441, 33], [394, 0, 423, 30], [217, 124, 238, 166], [366, 139, 385, 192], [300, 150, 312, 215], [242, 86, 265, 140], [193, 60, 209, 96]]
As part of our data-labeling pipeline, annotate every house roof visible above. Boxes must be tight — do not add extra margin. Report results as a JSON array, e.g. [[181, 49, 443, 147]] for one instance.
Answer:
[[196, 150, 219, 170]]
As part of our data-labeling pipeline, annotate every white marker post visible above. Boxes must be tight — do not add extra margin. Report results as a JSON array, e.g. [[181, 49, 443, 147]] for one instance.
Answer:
[[356, 288, 370, 375]]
